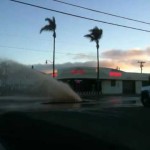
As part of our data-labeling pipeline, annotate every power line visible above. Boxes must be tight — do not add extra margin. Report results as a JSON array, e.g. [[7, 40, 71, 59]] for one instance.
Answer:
[[0, 45, 93, 57], [10, 0, 150, 33], [0, 45, 48, 53], [54, 0, 150, 25]]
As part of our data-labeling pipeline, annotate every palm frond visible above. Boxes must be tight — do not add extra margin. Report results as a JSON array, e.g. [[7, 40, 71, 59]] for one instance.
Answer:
[[52, 17, 56, 30], [45, 18, 53, 24], [51, 17, 56, 30], [94, 27, 102, 38], [84, 34, 95, 41], [45, 17, 56, 30], [88, 26, 103, 41], [52, 17, 56, 24], [40, 25, 51, 33], [99, 29, 103, 39]]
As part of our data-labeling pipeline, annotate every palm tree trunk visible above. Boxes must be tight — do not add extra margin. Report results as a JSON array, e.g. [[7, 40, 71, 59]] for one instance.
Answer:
[[53, 34, 55, 78], [97, 44, 100, 100]]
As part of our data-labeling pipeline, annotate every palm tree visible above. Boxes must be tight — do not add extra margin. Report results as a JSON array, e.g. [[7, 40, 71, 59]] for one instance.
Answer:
[[84, 26, 103, 99], [40, 17, 56, 78]]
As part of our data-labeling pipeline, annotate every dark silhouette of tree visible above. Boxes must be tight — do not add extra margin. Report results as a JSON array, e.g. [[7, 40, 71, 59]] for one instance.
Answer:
[[84, 26, 103, 98], [40, 17, 56, 78]]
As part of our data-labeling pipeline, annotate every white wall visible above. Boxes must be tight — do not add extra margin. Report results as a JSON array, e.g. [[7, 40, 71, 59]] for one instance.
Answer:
[[102, 80, 122, 94], [135, 81, 142, 94], [102, 80, 142, 95]]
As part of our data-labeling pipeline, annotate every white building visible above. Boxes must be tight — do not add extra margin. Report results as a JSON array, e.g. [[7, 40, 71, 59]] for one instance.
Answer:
[[57, 67, 150, 95]]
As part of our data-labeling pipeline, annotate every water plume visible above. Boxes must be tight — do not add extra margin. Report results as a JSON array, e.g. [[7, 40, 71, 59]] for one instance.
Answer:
[[0, 60, 82, 103]]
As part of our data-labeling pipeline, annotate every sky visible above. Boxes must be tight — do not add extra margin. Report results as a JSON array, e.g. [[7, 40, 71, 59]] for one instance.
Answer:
[[1, 0, 150, 73]]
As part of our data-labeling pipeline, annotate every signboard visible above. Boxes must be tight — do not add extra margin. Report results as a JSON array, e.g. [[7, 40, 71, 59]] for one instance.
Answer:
[[109, 71, 122, 77], [71, 69, 85, 75]]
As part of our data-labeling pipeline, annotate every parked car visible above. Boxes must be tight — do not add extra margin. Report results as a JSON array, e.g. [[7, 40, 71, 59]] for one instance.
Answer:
[[141, 86, 150, 107]]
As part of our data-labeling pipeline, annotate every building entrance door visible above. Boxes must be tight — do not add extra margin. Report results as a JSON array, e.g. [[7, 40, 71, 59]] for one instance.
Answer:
[[123, 80, 135, 94]]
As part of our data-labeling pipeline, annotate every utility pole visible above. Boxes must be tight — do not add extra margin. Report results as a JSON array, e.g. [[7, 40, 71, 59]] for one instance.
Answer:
[[138, 61, 145, 73]]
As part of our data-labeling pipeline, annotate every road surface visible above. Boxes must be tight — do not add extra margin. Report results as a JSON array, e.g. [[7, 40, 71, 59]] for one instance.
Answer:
[[0, 95, 142, 112], [0, 96, 149, 150]]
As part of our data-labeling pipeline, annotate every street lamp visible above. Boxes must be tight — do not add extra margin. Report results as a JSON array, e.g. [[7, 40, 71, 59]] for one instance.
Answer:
[[31, 65, 34, 69], [45, 60, 52, 64]]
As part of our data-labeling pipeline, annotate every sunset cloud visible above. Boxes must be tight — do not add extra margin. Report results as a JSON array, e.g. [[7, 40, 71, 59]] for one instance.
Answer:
[[101, 48, 150, 61], [34, 47, 150, 73], [34, 59, 150, 73], [67, 52, 96, 61], [67, 47, 150, 73], [102, 49, 142, 59], [99, 47, 150, 72]]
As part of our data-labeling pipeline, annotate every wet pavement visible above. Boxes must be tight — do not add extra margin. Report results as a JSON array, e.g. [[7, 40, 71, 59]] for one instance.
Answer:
[[0, 95, 142, 113]]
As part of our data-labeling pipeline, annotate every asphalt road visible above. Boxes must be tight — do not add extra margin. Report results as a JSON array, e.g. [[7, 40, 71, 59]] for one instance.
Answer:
[[28, 107, 150, 150], [0, 95, 149, 150], [0, 105, 149, 150]]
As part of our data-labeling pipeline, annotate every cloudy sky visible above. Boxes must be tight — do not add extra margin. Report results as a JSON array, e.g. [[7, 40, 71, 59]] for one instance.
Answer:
[[1, 0, 150, 73]]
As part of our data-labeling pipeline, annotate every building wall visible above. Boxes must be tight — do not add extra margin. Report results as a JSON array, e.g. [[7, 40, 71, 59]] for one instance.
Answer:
[[57, 67, 149, 95], [102, 80, 122, 94], [135, 81, 142, 94], [102, 80, 142, 95]]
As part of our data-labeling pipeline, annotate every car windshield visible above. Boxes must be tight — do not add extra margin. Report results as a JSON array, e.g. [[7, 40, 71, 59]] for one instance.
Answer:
[[0, 0, 150, 150]]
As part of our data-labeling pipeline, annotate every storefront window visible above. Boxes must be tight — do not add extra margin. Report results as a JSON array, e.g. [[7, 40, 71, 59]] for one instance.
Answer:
[[111, 80, 116, 87]]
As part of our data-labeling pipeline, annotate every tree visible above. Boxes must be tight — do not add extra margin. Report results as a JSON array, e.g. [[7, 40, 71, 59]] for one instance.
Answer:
[[84, 26, 103, 99], [40, 17, 56, 78]]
